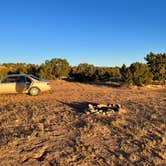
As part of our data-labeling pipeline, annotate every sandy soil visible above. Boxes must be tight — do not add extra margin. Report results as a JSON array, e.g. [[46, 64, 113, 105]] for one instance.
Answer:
[[0, 81, 166, 165]]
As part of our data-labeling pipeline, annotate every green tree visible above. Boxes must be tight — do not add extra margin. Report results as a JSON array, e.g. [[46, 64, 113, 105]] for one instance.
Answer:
[[0, 67, 9, 78], [120, 64, 133, 85], [70, 63, 96, 82], [145, 52, 166, 84], [129, 62, 153, 86], [39, 58, 70, 79], [93, 67, 106, 81], [27, 64, 40, 76], [69, 65, 121, 82], [120, 63, 153, 86]]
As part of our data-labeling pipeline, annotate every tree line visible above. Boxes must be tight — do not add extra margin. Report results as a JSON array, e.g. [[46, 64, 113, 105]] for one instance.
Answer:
[[0, 52, 165, 86], [120, 52, 166, 85]]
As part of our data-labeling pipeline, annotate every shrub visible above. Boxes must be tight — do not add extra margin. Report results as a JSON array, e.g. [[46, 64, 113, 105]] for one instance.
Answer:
[[145, 52, 166, 84], [39, 58, 70, 79], [0, 67, 9, 78], [120, 63, 153, 86], [120, 64, 133, 85], [129, 62, 153, 86], [69, 64, 121, 82], [69, 63, 96, 82]]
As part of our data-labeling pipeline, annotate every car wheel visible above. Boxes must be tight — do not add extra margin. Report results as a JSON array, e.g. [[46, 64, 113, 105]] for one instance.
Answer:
[[29, 87, 40, 96]]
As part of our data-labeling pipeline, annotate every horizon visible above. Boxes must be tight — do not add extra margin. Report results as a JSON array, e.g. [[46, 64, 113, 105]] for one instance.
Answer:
[[0, 51, 161, 68], [0, 0, 166, 66]]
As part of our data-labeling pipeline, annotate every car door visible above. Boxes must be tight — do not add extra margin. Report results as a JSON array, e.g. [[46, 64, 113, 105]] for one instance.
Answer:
[[0, 79, 7, 93], [25, 76, 32, 90], [0, 76, 18, 94], [15, 76, 27, 93]]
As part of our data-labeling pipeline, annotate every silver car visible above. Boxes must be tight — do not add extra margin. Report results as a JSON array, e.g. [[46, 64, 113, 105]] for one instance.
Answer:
[[0, 74, 51, 96]]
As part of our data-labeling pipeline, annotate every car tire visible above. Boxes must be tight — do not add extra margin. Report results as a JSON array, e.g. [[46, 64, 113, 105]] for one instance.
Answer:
[[29, 87, 40, 96]]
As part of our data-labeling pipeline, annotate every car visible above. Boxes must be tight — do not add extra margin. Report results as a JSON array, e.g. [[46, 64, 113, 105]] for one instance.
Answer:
[[0, 74, 51, 96]]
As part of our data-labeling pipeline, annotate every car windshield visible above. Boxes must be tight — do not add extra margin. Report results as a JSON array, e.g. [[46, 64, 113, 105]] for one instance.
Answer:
[[30, 75, 42, 81]]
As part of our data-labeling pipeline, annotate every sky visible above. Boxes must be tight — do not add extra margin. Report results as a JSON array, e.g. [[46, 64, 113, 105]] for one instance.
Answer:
[[0, 0, 166, 66]]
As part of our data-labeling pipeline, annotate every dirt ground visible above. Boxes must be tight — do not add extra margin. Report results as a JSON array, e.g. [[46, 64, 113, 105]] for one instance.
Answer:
[[0, 81, 166, 166]]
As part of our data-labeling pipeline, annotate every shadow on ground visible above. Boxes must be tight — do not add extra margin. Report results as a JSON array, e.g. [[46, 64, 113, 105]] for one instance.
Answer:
[[67, 80, 121, 88], [86, 81, 121, 88], [57, 100, 98, 113]]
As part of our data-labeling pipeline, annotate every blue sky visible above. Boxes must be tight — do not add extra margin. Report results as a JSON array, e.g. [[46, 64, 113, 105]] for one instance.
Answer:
[[0, 0, 166, 66]]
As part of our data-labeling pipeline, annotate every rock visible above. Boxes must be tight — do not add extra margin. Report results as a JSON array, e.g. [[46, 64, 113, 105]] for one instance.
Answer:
[[115, 104, 121, 109], [107, 103, 114, 107], [88, 104, 94, 110], [107, 108, 115, 113], [90, 109, 97, 113], [102, 112, 106, 115], [112, 105, 120, 112], [87, 103, 125, 115], [97, 104, 107, 108], [98, 110, 103, 113]]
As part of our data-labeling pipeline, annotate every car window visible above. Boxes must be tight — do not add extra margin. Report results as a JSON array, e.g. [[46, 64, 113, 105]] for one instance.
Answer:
[[1, 76, 19, 83], [25, 77, 32, 83], [30, 75, 41, 81], [17, 76, 26, 83]]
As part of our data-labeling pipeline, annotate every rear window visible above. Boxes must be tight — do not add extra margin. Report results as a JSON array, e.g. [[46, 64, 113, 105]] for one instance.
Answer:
[[1, 76, 19, 83]]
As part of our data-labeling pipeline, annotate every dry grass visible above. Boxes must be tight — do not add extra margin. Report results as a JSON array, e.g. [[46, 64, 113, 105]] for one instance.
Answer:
[[0, 80, 166, 165]]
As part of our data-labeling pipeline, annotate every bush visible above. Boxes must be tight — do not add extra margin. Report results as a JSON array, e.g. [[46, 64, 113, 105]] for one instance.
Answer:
[[39, 58, 70, 79], [120, 64, 133, 86], [69, 64, 121, 82], [130, 62, 153, 86], [69, 63, 96, 82], [0, 67, 9, 78], [145, 52, 166, 84], [1, 63, 39, 76], [120, 63, 153, 86]]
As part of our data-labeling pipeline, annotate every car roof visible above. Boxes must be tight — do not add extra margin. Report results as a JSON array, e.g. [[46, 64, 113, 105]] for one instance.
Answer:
[[6, 74, 31, 77]]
